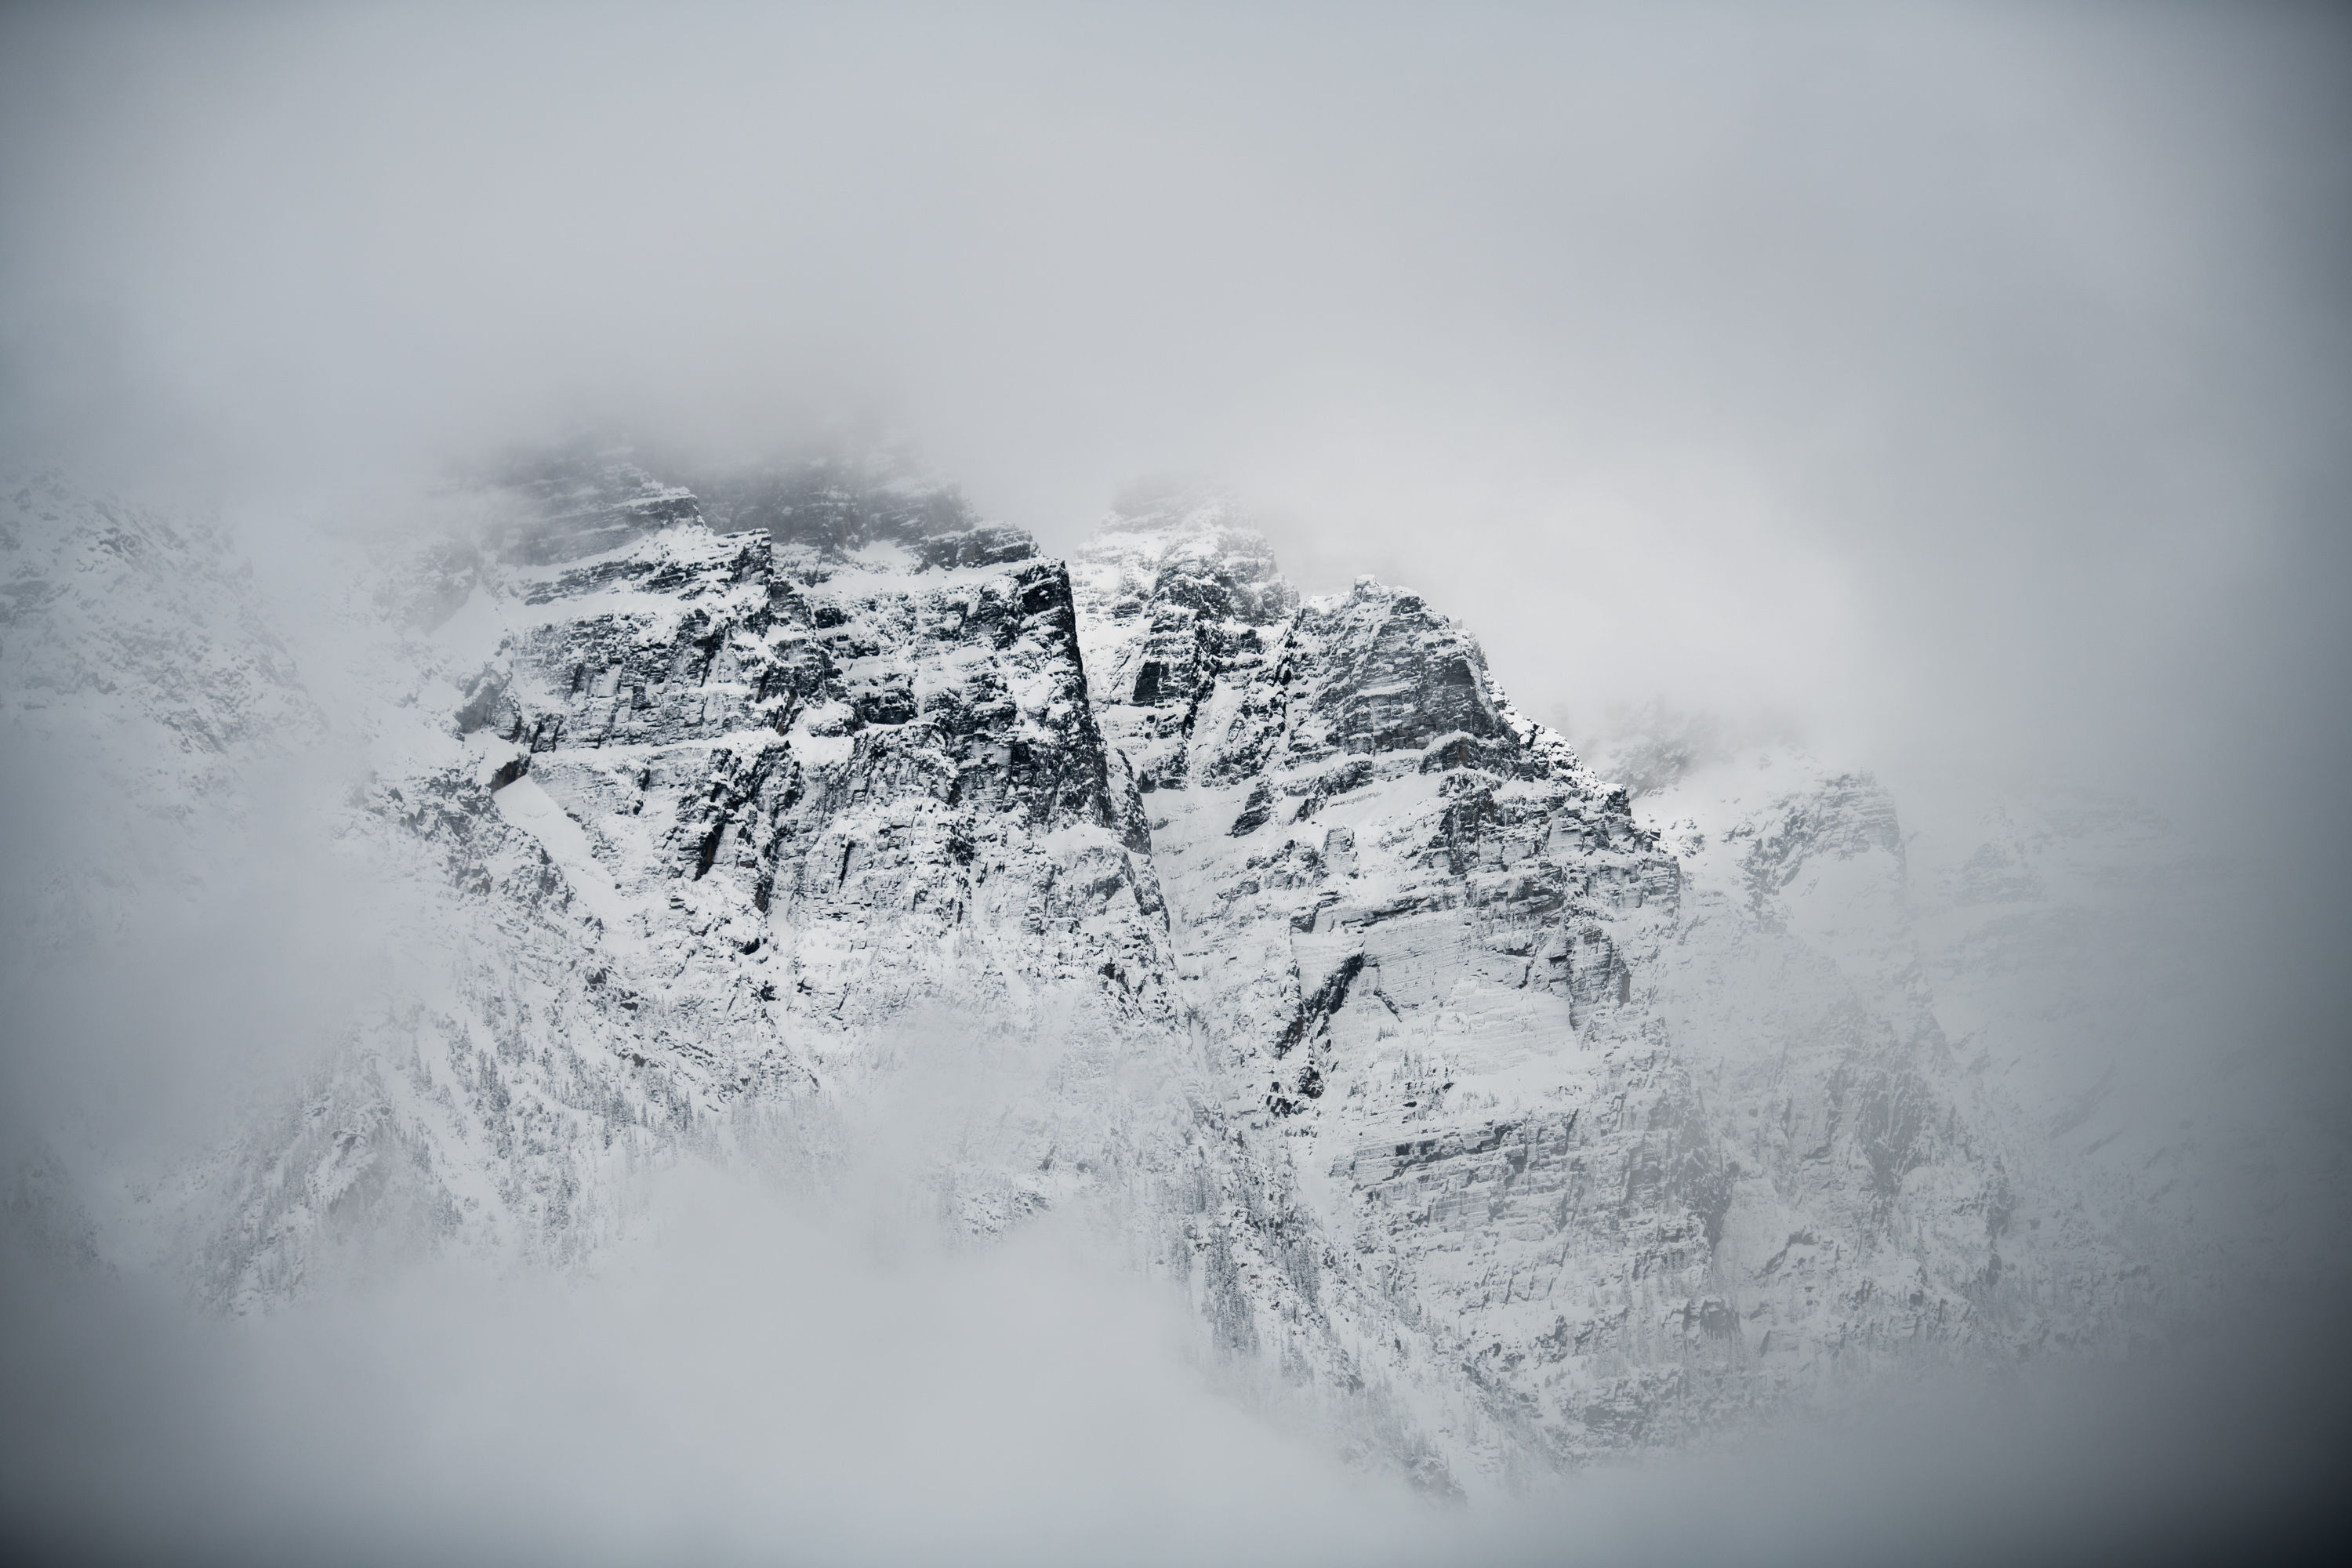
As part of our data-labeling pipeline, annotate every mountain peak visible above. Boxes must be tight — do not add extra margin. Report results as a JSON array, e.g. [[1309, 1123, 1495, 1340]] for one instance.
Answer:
[[7, 459, 2207, 1498], [481, 445, 1040, 577]]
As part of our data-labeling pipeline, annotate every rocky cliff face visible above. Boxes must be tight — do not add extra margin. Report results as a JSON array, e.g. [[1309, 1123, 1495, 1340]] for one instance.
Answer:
[[1070, 495, 2064, 1468], [165, 458, 1199, 1308], [2, 459, 2192, 1491]]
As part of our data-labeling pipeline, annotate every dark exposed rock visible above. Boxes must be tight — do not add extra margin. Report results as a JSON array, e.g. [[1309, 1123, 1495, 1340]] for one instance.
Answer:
[[35, 455, 2162, 1495]]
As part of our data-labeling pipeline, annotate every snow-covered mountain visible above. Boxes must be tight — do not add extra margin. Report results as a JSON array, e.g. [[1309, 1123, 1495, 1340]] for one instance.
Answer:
[[0, 458, 2247, 1493]]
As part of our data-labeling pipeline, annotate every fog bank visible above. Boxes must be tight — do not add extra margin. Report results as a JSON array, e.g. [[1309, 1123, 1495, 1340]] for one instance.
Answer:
[[4, 1156, 2339, 1567], [3, 3, 2348, 1563], [5, 3, 2345, 818]]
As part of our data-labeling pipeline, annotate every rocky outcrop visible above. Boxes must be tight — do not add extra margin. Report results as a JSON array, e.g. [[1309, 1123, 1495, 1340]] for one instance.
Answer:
[[179, 454, 1197, 1303], [5, 459, 2175, 1492], [1073, 495, 2041, 1468]]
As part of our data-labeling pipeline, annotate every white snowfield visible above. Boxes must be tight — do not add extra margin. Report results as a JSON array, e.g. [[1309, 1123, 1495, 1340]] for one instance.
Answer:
[[0, 462, 2267, 1493]]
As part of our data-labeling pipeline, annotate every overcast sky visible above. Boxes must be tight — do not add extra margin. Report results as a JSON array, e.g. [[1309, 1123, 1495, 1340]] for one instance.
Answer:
[[3, 7, 2347, 1559], [3, 0, 2347, 902]]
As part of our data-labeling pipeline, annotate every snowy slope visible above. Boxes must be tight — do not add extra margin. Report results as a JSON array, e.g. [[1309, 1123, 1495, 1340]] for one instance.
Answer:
[[1, 460, 2210, 1491], [1071, 496, 2092, 1470]]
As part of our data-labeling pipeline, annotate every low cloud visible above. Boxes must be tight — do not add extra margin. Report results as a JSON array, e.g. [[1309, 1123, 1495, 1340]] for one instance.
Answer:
[[2, 2, 2347, 1561], [3, 1152, 2339, 1566]]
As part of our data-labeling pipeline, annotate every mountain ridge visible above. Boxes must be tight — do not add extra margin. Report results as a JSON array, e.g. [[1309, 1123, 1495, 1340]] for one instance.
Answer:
[[0, 456, 2213, 1491]]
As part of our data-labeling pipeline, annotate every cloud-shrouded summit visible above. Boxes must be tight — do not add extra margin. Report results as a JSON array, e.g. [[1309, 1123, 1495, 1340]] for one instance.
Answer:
[[7, 445, 2342, 1561], [2, 3, 2347, 1563], [3, 4, 2345, 811]]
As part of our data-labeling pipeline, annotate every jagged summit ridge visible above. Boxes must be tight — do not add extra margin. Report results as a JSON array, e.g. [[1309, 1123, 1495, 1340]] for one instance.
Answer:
[[487, 446, 1039, 578], [2, 459, 2168, 1491], [1067, 499, 2056, 1464]]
